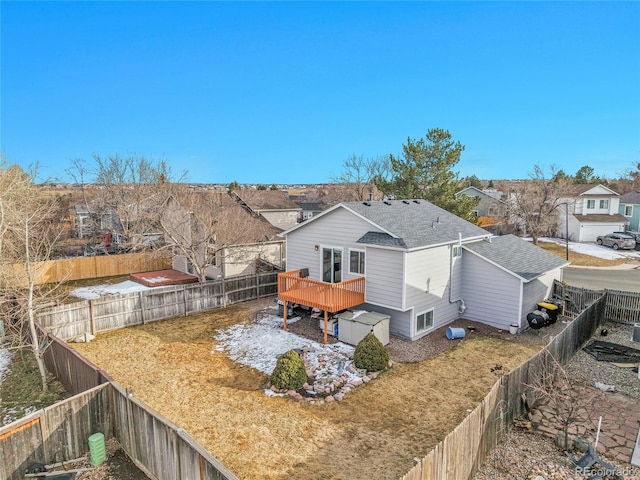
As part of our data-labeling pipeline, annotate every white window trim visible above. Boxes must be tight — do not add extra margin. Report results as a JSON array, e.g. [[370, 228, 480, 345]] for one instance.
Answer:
[[624, 205, 633, 217], [599, 199, 609, 209], [452, 245, 462, 258], [348, 248, 366, 275], [586, 199, 595, 209], [320, 245, 343, 284], [416, 308, 435, 334]]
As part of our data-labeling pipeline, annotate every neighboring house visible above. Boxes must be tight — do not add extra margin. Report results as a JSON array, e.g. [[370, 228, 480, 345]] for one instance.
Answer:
[[278, 199, 567, 340], [619, 190, 640, 232], [163, 194, 284, 279], [73, 204, 120, 239], [296, 202, 325, 222], [231, 190, 302, 230], [455, 186, 514, 234], [556, 184, 627, 242]]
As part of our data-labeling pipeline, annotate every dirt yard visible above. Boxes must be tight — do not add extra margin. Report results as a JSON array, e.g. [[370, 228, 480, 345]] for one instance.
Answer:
[[72, 300, 540, 480]]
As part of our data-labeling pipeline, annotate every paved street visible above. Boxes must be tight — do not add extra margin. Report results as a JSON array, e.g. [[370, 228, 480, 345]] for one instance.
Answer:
[[563, 266, 640, 293]]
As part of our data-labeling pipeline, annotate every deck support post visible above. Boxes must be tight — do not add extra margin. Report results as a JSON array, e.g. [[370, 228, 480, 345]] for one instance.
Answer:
[[283, 302, 287, 331], [323, 310, 328, 344]]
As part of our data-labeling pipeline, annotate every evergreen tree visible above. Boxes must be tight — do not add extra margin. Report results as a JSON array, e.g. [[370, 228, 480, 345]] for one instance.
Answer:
[[375, 128, 478, 221]]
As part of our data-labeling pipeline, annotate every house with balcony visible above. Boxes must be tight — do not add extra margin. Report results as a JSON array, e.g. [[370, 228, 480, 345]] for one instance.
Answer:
[[278, 199, 568, 342], [556, 184, 627, 242]]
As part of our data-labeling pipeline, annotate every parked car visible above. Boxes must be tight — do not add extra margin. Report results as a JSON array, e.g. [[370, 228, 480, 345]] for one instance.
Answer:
[[620, 231, 640, 251], [596, 233, 636, 250]]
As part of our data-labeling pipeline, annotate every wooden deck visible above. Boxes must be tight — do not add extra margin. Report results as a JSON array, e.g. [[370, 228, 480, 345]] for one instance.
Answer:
[[278, 269, 365, 343]]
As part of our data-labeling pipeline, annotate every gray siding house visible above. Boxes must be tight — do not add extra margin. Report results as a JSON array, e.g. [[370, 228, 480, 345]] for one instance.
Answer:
[[280, 199, 568, 340]]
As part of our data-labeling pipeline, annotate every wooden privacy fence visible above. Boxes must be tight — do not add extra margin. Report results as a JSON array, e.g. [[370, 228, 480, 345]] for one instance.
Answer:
[[0, 384, 113, 480], [38, 271, 279, 340], [401, 294, 606, 480], [0, 382, 238, 480], [1, 252, 171, 286], [552, 280, 640, 324], [38, 323, 112, 396]]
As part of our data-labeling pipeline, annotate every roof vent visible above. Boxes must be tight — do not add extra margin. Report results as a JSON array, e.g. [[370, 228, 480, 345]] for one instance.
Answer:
[[362, 202, 371, 206], [413, 200, 421, 204], [402, 200, 410, 204], [383, 201, 391, 205], [436, 216, 440, 224]]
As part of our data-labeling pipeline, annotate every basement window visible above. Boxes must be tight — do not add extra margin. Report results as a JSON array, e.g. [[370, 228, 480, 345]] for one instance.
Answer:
[[416, 310, 434, 333]]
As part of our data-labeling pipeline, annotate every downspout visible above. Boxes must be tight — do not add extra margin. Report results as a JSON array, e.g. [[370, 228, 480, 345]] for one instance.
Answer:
[[449, 233, 466, 314]]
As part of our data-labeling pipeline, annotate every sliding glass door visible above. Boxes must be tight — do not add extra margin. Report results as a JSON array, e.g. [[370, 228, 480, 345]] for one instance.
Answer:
[[322, 247, 342, 283]]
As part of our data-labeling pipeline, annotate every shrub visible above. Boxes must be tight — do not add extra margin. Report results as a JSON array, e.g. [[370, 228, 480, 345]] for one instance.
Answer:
[[354, 333, 389, 372], [270, 349, 308, 390]]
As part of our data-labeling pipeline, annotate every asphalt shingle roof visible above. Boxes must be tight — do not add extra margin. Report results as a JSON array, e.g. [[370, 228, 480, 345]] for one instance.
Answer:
[[620, 190, 640, 205], [463, 234, 569, 281], [342, 199, 490, 249]]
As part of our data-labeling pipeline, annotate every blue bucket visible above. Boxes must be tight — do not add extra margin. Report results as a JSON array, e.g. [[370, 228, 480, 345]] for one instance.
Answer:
[[446, 327, 465, 340]]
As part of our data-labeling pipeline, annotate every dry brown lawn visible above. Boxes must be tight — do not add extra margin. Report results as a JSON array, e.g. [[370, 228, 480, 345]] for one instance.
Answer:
[[73, 303, 540, 480]]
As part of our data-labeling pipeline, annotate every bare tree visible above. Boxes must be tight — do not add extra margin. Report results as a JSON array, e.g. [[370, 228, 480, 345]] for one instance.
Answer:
[[331, 154, 388, 201], [160, 189, 277, 281], [526, 352, 595, 450], [67, 154, 183, 248], [0, 163, 67, 391], [508, 164, 569, 245]]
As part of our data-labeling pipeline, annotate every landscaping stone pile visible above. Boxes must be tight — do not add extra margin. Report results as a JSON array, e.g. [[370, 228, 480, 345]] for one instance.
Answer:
[[267, 346, 388, 404]]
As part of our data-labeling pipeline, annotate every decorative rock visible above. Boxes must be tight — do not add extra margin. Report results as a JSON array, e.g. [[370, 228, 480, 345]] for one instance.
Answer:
[[334, 393, 344, 401], [325, 395, 334, 403], [362, 376, 371, 383], [554, 430, 573, 451], [573, 435, 590, 453]]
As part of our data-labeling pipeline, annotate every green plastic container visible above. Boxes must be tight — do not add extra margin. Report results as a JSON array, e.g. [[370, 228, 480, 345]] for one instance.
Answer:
[[88, 432, 107, 466]]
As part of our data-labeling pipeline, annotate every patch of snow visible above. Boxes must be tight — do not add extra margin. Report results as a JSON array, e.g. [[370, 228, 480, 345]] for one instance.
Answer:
[[264, 389, 285, 397], [71, 280, 151, 300], [213, 313, 363, 388], [0, 344, 14, 425], [538, 238, 640, 260], [140, 276, 170, 284], [0, 345, 12, 389]]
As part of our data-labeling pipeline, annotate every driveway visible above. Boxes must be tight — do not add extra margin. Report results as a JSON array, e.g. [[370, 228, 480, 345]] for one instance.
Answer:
[[563, 265, 640, 292]]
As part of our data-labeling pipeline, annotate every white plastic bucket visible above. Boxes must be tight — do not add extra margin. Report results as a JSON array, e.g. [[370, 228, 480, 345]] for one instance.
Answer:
[[446, 327, 465, 340]]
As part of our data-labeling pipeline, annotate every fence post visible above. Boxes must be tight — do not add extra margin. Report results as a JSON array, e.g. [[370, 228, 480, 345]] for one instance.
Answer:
[[89, 299, 96, 335], [183, 286, 188, 316], [256, 273, 260, 299], [139, 291, 146, 325], [222, 278, 227, 308]]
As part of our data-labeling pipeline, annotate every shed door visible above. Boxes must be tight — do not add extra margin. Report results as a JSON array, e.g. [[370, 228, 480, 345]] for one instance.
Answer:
[[322, 248, 342, 283]]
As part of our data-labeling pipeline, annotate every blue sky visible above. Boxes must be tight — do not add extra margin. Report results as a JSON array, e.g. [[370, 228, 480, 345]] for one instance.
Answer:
[[1, 1, 639, 185]]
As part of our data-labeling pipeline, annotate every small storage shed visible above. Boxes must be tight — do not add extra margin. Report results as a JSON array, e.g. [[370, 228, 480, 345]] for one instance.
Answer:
[[336, 310, 390, 346]]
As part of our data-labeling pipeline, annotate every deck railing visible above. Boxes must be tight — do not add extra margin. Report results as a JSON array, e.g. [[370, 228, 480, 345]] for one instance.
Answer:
[[277, 269, 365, 312]]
